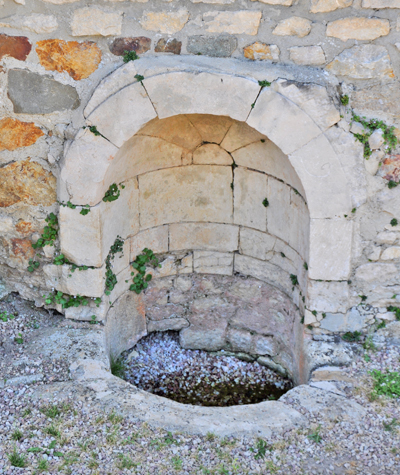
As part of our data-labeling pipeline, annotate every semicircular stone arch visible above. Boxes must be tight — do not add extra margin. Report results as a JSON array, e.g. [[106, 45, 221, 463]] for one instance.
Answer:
[[57, 59, 354, 383]]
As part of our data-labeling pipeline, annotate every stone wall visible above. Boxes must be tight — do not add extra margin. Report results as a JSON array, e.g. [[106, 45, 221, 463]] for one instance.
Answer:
[[1, 0, 400, 353]]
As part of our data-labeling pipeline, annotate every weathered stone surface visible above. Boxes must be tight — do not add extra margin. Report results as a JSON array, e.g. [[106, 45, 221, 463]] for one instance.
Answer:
[[239, 227, 276, 260], [273, 17, 312, 38], [244, 41, 280, 61], [251, 0, 293, 4], [362, 0, 400, 7], [307, 280, 349, 313], [368, 129, 384, 150], [187, 35, 237, 57], [234, 168, 267, 232], [0, 14, 58, 34], [0, 34, 31, 61], [155, 38, 182, 55], [188, 115, 233, 144], [110, 37, 151, 56], [194, 251, 233, 275], [144, 72, 259, 122], [220, 121, 265, 153], [43, 0, 79, 3], [381, 246, 400, 260], [326, 18, 389, 42], [88, 82, 156, 147], [310, 0, 352, 12], [36, 40, 101, 81], [289, 46, 325, 66], [138, 116, 202, 150], [309, 219, 352, 280], [325, 45, 394, 80], [170, 223, 239, 252], [247, 87, 321, 156], [71, 8, 123, 36], [280, 385, 367, 422], [203, 11, 262, 35], [148, 318, 189, 333], [191, 0, 235, 3], [193, 144, 232, 165], [61, 128, 119, 206], [0, 118, 43, 152], [139, 166, 232, 229], [141, 10, 189, 34], [378, 155, 400, 182], [0, 159, 56, 208], [8, 69, 80, 114], [227, 328, 253, 353], [320, 308, 370, 333], [355, 262, 398, 282]]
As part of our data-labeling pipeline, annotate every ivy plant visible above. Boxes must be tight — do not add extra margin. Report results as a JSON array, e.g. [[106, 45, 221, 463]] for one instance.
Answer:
[[103, 183, 125, 203], [43, 291, 101, 309], [105, 236, 124, 295], [32, 213, 58, 249], [130, 248, 160, 294], [123, 50, 139, 63]]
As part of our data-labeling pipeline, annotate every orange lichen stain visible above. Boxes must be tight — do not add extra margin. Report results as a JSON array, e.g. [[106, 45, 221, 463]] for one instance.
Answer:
[[381, 154, 400, 182], [15, 221, 33, 236], [11, 238, 35, 260], [0, 118, 44, 152], [36, 39, 102, 81], [0, 159, 56, 208]]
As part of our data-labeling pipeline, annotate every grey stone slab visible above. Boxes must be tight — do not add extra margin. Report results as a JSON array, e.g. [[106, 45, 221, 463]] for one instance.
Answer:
[[187, 35, 237, 57], [8, 69, 80, 114]]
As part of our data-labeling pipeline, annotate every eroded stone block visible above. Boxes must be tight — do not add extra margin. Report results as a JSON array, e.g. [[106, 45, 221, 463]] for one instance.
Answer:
[[170, 223, 239, 252]]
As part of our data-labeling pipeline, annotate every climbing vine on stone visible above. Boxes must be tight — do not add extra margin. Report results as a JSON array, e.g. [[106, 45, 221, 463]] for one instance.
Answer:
[[102, 183, 125, 203], [43, 291, 101, 309], [32, 213, 58, 249], [130, 248, 160, 294], [105, 236, 124, 296]]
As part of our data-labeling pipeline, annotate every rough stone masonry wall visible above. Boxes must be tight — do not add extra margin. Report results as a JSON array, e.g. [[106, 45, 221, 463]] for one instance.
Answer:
[[0, 0, 400, 342]]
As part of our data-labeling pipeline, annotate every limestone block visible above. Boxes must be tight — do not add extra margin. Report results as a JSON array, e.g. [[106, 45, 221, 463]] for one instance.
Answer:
[[273, 17, 312, 38], [247, 86, 321, 155], [368, 129, 384, 150], [289, 134, 351, 218], [130, 226, 169, 259], [250, 0, 293, 4], [88, 82, 157, 148], [187, 36, 237, 57], [43, 264, 105, 298], [379, 155, 400, 183], [310, 0, 352, 13], [243, 42, 280, 61], [0, 14, 58, 34], [367, 246, 382, 261], [272, 79, 340, 132], [61, 128, 119, 206], [194, 251, 233, 275], [254, 336, 277, 356], [36, 40, 102, 81], [178, 254, 193, 274], [170, 223, 239, 252], [320, 309, 367, 333], [234, 168, 267, 232], [8, 70, 80, 114], [0, 159, 56, 208], [109, 136, 182, 186], [381, 246, 400, 260], [84, 62, 137, 117], [289, 46, 326, 66], [304, 309, 317, 325], [234, 254, 292, 295], [0, 34, 31, 61], [307, 281, 349, 313], [155, 38, 182, 55], [376, 231, 399, 244], [326, 18, 390, 42], [187, 115, 233, 144], [140, 10, 189, 34], [269, 252, 296, 275], [231, 140, 305, 195], [71, 8, 123, 36], [355, 262, 398, 282], [308, 219, 352, 281], [325, 45, 394, 80], [191, 0, 234, 3], [0, 118, 43, 152], [227, 328, 253, 353], [111, 240, 130, 276], [65, 300, 109, 323], [139, 165, 233, 229], [288, 190, 310, 259], [365, 151, 383, 176], [239, 227, 276, 260], [203, 11, 262, 35], [144, 72, 259, 122], [220, 121, 265, 153], [362, 0, 400, 6], [266, 177, 291, 243], [147, 318, 189, 332], [193, 144, 232, 165]]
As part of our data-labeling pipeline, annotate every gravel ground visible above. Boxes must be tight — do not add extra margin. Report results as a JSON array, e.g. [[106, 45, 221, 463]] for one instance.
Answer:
[[1, 294, 400, 475]]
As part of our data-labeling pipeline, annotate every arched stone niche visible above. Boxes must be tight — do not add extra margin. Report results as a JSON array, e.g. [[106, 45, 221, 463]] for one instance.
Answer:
[[56, 57, 354, 384]]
